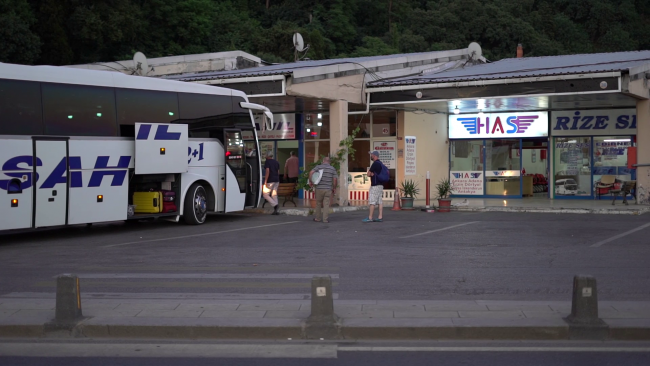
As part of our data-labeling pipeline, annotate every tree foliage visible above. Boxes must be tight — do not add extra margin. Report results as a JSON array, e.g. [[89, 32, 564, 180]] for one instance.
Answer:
[[3, 0, 650, 65]]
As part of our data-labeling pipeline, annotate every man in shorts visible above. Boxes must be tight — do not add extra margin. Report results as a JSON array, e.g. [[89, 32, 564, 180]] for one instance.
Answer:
[[363, 150, 384, 222]]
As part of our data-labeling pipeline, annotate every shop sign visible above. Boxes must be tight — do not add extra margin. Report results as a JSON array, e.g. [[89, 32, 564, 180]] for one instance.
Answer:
[[243, 114, 295, 140], [485, 170, 521, 177], [551, 109, 636, 136], [449, 112, 548, 139], [405, 136, 416, 175], [372, 141, 396, 169], [450, 171, 483, 195]]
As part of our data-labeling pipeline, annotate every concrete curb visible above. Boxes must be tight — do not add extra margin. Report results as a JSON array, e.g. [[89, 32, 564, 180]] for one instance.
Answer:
[[2, 319, 649, 341], [436, 206, 650, 215], [246, 206, 369, 217]]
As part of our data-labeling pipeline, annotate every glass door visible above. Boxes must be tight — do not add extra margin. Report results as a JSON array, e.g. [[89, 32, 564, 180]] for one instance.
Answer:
[[484, 139, 521, 197]]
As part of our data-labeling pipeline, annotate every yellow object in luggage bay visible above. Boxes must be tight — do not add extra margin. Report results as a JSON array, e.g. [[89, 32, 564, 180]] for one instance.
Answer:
[[133, 192, 163, 213]]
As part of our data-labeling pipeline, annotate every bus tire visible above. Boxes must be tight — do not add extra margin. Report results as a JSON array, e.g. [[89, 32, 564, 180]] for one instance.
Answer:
[[184, 183, 208, 225]]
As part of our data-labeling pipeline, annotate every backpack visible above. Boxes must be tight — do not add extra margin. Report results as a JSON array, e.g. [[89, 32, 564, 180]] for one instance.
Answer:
[[376, 161, 389, 184]]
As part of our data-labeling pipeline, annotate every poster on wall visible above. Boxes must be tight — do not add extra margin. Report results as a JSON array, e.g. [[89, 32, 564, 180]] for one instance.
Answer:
[[372, 141, 396, 169], [405, 136, 416, 175], [260, 141, 274, 158], [450, 171, 483, 195], [242, 114, 296, 140]]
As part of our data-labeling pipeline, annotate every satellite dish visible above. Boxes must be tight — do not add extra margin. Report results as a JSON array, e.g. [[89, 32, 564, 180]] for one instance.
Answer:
[[133, 52, 149, 76], [293, 33, 305, 52], [467, 42, 482, 59]]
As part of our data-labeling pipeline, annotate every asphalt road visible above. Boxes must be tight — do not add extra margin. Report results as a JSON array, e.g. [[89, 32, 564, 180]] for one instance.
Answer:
[[1, 210, 649, 300], [1, 341, 649, 366]]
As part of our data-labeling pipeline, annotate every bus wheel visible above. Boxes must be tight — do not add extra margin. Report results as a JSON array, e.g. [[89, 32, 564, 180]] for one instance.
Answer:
[[184, 183, 207, 225]]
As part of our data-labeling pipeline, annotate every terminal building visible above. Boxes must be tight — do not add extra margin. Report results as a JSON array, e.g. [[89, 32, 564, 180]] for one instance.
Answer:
[[70, 46, 650, 205]]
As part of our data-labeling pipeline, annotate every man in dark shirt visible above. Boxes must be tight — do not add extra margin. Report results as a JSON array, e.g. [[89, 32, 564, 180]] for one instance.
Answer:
[[363, 150, 384, 222], [263, 150, 281, 215]]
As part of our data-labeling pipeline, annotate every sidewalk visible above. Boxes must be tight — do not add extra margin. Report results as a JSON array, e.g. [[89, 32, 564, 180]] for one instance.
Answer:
[[247, 197, 650, 216], [2, 293, 649, 340]]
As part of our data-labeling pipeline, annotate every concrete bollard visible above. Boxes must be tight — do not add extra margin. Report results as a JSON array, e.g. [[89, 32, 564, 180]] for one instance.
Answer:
[[304, 276, 340, 339], [55, 274, 83, 323], [564, 275, 608, 340]]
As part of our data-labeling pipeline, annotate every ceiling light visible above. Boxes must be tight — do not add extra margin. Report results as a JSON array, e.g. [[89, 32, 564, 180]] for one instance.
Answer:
[[603, 139, 631, 142], [317, 122, 322, 126], [306, 128, 311, 132], [478, 110, 484, 117], [317, 113, 322, 119], [454, 106, 460, 115]]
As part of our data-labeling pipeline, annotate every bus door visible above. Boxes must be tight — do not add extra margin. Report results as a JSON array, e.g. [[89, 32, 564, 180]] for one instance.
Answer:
[[223, 130, 247, 211], [34, 139, 68, 227], [244, 131, 260, 208]]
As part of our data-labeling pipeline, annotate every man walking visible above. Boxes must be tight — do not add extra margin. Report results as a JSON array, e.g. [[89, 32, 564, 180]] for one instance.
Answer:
[[309, 156, 338, 223], [284, 151, 299, 183], [364, 150, 384, 222], [263, 150, 280, 215]]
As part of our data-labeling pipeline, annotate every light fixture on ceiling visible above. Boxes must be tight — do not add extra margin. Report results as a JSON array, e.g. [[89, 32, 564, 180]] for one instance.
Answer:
[[478, 110, 484, 117], [603, 139, 631, 142], [317, 113, 322, 119], [317, 122, 322, 126], [306, 127, 311, 132], [454, 106, 460, 115]]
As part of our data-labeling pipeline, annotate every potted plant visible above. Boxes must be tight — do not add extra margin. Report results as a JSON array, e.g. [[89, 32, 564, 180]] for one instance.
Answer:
[[399, 179, 420, 210], [436, 177, 452, 212]]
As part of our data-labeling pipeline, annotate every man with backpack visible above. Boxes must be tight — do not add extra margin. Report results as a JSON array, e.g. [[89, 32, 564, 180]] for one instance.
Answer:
[[363, 150, 388, 222]]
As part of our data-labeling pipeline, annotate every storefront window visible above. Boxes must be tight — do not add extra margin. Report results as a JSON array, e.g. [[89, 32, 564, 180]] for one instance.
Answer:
[[349, 140, 370, 172], [484, 139, 521, 196], [304, 141, 330, 164], [593, 136, 633, 193], [305, 114, 330, 140], [349, 114, 371, 137], [554, 137, 591, 197], [371, 111, 397, 137], [451, 140, 483, 171]]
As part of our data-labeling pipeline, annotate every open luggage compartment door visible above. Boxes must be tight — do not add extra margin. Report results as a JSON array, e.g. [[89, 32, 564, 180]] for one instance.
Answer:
[[135, 123, 188, 174]]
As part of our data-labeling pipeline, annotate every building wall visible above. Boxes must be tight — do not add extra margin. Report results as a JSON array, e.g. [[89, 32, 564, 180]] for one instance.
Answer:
[[396, 111, 449, 200]]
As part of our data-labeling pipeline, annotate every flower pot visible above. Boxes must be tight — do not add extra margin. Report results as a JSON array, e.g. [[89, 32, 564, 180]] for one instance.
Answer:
[[437, 198, 452, 212], [400, 197, 415, 210]]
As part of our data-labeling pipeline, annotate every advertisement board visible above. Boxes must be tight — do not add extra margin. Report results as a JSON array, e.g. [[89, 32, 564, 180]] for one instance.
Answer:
[[551, 109, 636, 136], [450, 171, 483, 195], [450, 112, 549, 139], [372, 141, 396, 169]]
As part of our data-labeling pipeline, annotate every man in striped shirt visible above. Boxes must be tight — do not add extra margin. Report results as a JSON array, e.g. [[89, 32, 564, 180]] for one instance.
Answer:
[[309, 156, 338, 223]]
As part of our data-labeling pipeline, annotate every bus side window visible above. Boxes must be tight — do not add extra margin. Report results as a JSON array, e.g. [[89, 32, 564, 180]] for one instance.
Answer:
[[42, 83, 118, 136], [0, 79, 43, 135], [7, 179, 22, 194], [115, 88, 179, 137], [178, 93, 233, 138]]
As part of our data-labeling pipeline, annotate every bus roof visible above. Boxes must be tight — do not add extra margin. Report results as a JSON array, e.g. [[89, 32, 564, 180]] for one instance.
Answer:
[[0, 62, 247, 99]]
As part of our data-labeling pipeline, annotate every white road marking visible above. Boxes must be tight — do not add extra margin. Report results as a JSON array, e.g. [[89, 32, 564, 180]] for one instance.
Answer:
[[102, 221, 300, 248], [590, 222, 650, 247], [1, 292, 339, 300], [0, 343, 337, 358], [340, 346, 650, 353], [399, 221, 479, 239], [55, 273, 340, 279]]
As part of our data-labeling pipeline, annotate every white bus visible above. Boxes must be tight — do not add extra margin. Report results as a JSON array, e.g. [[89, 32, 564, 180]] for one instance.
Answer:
[[0, 62, 272, 231]]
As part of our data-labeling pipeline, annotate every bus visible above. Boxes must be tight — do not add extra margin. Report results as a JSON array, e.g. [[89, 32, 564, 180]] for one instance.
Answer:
[[0, 62, 273, 231]]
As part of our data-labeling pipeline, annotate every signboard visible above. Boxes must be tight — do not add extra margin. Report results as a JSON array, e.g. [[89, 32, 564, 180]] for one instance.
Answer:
[[449, 112, 549, 139], [405, 136, 416, 175], [450, 171, 483, 195], [551, 109, 636, 136], [243, 114, 295, 140], [372, 141, 396, 169]]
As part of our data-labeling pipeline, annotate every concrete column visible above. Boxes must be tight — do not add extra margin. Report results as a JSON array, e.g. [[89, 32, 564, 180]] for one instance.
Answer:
[[329, 100, 349, 206], [636, 99, 650, 205]]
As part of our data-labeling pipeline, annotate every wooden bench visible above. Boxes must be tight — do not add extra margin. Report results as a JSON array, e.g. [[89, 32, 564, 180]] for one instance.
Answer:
[[610, 180, 636, 205], [262, 183, 297, 207]]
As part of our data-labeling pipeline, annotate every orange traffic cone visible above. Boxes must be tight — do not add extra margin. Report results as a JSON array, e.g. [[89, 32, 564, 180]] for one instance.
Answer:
[[391, 188, 401, 211]]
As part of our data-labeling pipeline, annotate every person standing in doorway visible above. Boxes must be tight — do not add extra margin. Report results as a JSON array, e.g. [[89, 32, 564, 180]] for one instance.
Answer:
[[364, 151, 384, 222], [284, 151, 300, 183], [263, 150, 280, 215], [309, 156, 338, 223]]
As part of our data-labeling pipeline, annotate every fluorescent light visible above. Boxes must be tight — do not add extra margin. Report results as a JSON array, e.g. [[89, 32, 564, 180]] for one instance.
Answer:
[[317, 113, 322, 119], [568, 140, 577, 143], [454, 106, 460, 115], [317, 122, 322, 126], [603, 139, 631, 142]]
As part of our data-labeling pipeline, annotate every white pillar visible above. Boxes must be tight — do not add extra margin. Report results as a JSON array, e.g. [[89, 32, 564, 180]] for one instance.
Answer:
[[329, 100, 349, 206], [636, 99, 650, 204]]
